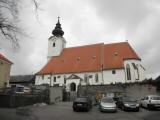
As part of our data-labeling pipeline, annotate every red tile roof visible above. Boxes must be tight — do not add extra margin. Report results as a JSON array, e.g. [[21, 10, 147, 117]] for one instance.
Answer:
[[0, 53, 12, 64], [103, 42, 140, 70], [38, 42, 140, 75]]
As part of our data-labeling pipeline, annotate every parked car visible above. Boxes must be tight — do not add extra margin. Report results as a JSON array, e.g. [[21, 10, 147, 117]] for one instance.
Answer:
[[99, 97, 117, 112], [117, 96, 139, 111], [140, 95, 160, 110], [73, 97, 92, 112]]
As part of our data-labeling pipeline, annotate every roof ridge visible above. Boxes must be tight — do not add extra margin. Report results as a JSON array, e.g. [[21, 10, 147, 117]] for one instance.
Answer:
[[104, 41, 128, 46], [65, 43, 104, 49]]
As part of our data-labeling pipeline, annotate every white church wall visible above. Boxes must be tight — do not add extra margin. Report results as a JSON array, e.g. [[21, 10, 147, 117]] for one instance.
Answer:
[[64, 72, 103, 85], [35, 75, 51, 85], [124, 59, 145, 83], [103, 69, 125, 84], [35, 61, 145, 87], [35, 71, 103, 86]]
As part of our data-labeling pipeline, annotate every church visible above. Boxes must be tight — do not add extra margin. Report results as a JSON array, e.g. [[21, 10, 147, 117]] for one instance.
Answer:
[[35, 19, 146, 92]]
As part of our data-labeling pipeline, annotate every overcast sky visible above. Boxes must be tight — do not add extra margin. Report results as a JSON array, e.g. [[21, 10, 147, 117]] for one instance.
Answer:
[[1, 0, 160, 79]]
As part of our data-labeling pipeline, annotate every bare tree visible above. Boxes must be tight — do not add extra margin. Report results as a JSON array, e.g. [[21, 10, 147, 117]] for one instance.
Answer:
[[0, 0, 39, 48]]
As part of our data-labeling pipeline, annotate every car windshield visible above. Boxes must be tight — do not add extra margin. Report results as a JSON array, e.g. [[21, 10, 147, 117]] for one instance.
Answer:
[[101, 98, 114, 103], [122, 97, 136, 102], [151, 96, 160, 100], [75, 98, 87, 102]]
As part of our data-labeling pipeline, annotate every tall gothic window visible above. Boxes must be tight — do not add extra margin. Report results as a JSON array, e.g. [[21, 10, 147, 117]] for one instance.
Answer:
[[132, 63, 139, 80], [126, 64, 131, 80]]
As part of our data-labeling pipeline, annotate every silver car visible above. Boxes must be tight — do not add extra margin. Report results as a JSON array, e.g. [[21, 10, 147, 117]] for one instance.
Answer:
[[99, 97, 117, 112]]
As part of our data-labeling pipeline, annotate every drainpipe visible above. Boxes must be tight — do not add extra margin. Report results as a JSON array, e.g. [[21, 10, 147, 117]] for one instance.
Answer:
[[49, 74, 52, 86], [101, 65, 104, 84], [101, 44, 104, 84]]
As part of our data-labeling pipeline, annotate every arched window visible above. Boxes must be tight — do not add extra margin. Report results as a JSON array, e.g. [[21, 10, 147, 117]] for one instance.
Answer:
[[126, 64, 131, 80], [53, 43, 55, 47], [136, 64, 139, 80], [70, 82, 76, 91]]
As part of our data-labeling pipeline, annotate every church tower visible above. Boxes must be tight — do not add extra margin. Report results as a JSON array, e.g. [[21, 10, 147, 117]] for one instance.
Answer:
[[47, 17, 66, 61]]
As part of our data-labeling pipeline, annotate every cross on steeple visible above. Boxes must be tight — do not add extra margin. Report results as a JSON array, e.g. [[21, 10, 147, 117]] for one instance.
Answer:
[[58, 16, 60, 23]]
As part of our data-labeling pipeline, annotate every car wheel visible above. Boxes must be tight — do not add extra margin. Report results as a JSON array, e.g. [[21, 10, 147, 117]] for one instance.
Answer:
[[136, 108, 139, 112], [122, 106, 126, 111], [140, 103, 143, 108], [73, 108, 77, 112], [147, 104, 152, 111], [86, 107, 90, 112]]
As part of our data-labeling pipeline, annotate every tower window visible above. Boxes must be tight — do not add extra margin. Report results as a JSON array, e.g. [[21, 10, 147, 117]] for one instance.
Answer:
[[112, 70, 116, 74], [53, 43, 55, 47]]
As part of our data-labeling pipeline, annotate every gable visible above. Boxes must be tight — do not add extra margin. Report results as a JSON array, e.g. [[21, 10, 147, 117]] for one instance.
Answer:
[[67, 74, 83, 80], [0, 53, 12, 64]]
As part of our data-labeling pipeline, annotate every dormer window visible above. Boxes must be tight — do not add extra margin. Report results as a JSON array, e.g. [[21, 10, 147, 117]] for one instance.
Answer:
[[61, 59, 65, 62], [92, 55, 96, 59], [114, 52, 118, 56], [53, 43, 55, 47], [76, 57, 80, 61]]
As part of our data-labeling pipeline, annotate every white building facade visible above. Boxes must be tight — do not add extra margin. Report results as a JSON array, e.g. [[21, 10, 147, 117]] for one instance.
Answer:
[[35, 19, 146, 92]]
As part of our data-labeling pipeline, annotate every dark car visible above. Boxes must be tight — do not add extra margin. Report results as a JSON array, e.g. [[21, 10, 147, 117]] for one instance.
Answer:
[[73, 97, 92, 112], [113, 97, 120, 105], [117, 96, 140, 111]]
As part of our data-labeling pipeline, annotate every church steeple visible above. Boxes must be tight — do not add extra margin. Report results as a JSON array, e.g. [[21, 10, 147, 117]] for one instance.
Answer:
[[52, 17, 64, 37], [47, 17, 66, 61]]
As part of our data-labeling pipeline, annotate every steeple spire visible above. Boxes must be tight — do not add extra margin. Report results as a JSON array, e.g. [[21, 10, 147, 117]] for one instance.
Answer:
[[52, 17, 64, 37]]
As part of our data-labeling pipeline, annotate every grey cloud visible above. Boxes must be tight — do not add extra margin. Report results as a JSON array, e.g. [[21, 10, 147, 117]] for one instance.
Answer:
[[1, 0, 160, 78], [89, 0, 152, 30]]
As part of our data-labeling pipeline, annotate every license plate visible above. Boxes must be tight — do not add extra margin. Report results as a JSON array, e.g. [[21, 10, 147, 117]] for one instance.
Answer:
[[130, 106, 136, 108], [77, 104, 82, 106]]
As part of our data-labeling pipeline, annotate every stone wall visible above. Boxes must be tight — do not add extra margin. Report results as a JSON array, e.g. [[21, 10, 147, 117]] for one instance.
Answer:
[[77, 83, 157, 101], [49, 86, 63, 104]]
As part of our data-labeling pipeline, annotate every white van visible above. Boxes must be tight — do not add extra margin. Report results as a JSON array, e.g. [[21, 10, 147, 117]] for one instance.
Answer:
[[140, 95, 160, 110]]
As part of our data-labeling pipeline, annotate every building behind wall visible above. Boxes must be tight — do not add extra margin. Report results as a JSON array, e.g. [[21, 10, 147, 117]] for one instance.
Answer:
[[35, 18, 146, 92], [0, 53, 12, 89], [10, 75, 35, 86]]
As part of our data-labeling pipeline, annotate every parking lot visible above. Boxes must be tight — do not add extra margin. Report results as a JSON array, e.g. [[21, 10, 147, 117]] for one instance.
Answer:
[[0, 102, 160, 120]]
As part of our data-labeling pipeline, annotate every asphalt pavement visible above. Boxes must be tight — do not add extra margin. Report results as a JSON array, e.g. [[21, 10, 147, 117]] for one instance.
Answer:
[[0, 102, 160, 120]]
